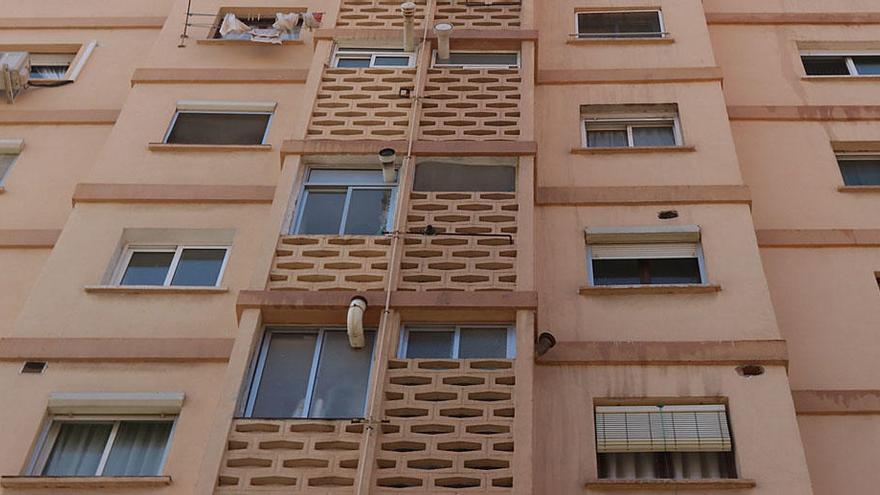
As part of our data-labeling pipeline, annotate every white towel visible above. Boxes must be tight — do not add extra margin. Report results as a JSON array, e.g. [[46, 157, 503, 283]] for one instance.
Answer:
[[219, 13, 250, 36]]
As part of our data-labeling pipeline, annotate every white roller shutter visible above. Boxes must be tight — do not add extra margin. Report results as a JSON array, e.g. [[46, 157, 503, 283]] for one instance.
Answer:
[[591, 243, 698, 260], [595, 405, 732, 453]]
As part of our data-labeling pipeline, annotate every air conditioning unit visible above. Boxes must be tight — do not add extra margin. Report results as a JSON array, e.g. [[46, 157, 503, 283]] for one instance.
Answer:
[[0, 52, 30, 103]]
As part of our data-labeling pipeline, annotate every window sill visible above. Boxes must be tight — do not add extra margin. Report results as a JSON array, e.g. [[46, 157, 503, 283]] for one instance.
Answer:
[[84, 285, 228, 294], [567, 37, 674, 45], [838, 185, 880, 193], [579, 284, 721, 295], [148, 143, 272, 152], [802, 75, 880, 81], [584, 478, 755, 491], [0, 476, 172, 489], [196, 39, 303, 46], [572, 146, 695, 155]]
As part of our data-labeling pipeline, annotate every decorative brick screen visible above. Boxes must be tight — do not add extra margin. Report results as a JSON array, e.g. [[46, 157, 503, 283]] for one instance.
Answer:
[[337, 0, 428, 28], [375, 359, 515, 492], [216, 419, 364, 493], [434, 0, 522, 29], [419, 68, 522, 141], [308, 68, 417, 140], [270, 236, 391, 291], [400, 192, 517, 291]]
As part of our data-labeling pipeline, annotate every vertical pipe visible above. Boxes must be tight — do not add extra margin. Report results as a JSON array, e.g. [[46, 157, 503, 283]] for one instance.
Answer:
[[178, 0, 193, 47], [401, 2, 416, 52]]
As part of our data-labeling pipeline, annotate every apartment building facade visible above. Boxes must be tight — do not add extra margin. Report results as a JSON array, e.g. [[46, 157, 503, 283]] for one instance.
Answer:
[[0, 0, 877, 493]]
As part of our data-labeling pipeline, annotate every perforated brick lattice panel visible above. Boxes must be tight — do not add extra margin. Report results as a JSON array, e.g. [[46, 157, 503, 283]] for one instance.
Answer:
[[419, 69, 521, 141], [270, 236, 391, 291], [400, 192, 517, 291], [216, 419, 363, 493], [375, 359, 515, 493], [434, 0, 522, 29], [337, 0, 428, 28], [308, 68, 416, 140]]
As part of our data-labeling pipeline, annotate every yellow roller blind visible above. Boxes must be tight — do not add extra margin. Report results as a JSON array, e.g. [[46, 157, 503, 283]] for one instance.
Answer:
[[595, 405, 732, 453]]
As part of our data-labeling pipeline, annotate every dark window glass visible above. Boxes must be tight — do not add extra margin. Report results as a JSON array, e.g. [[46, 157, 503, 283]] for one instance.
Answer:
[[598, 451, 737, 480], [170, 248, 227, 286], [593, 258, 702, 286], [120, 252, 174, 286], [802, 56, 850, 76], [297, 190, 347, 234], [458, 328, 508, 359], [632, 126, 676, 147], [586, 129, 628, 148], [405, 331, 455, 358], [42, 423, 113, 476], [437, 52, 518, 66], [852, 56, 880, 75], [413, 162, 516, 192], [310, 331, 375, 418], [336, 57, 371, 68], [375, 56, 411, 66], [103, 421, 173, 476], [838, 158, 880, 186], [251, 332, 318, 417], [166, 112, 271, 145], [577, 12, 662, 38], [343, 189, 392, 235]]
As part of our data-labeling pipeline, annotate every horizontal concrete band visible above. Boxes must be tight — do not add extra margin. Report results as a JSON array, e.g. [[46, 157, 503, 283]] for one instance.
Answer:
[[0, 110, 119, 126], [537, 340, 788, 366], [537, 67, 722, 85], [314, 28, 538, 41], [706, 13, 880, 25], [757, 229, 880, 247], [72, 183, 276, 204], [131, 68, 309, 85], [0, 16, 166, 29], [238, 290, 538, 315], [536, 186, 751, 206], [793, 390, 880, 415], [0, 338, 234, 362], [0, 229, 60, 248], [281, 139, 537, 157], [728, 105, 880, 121]]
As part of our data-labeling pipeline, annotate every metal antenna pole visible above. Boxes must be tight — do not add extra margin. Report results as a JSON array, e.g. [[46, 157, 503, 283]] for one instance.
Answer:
[[178, 0, 193, 47]]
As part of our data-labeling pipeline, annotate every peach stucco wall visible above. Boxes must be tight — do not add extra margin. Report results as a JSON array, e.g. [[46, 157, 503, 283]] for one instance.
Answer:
[[798, 415, 880, 495]]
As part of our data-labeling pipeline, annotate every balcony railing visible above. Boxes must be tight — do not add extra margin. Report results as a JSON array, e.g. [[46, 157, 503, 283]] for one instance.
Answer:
[[434, 0, 522, 29], [269, 236, 392, 291], [337, 0, 428, 28]]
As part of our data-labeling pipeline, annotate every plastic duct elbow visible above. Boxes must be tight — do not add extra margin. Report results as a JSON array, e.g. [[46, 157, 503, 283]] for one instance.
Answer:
[[347, 296, 368, 348]]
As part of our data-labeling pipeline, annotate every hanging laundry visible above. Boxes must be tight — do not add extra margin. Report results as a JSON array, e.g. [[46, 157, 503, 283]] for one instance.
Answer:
[[219, 13, 250, 37]]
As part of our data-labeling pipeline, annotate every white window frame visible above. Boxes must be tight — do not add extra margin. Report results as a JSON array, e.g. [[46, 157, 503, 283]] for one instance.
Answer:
[[30, 416, 176, 477], [244, 327, 377, 418], [586, 244, 707, 287], [430, 50, 521, 69], [581, 116, 682, 148], [290, 168, 398, 235], [575, 10, 666, 39], [331, 47, 415, 68], [398, 325, 516, 359], [800, 51, 880, 76], [162, 110, 274, 145], [113, 245, 231, 287]]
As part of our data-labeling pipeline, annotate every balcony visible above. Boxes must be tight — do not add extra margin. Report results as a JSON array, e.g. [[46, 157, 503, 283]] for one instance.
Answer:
[[307, 68, 417, 140], [337, 0, 428, 28], [419, 68, 522, 141], [269, 236, 392, 291], [434, 0, 522, 29]]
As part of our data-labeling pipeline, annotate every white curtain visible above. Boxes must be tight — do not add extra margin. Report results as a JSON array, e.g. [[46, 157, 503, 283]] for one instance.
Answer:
[[631, 126, 676, 146], [42, 423, 112, 476], [587, 129, 628, 148], [102, 421, 173, 476], [601, 452, 731, 479], [30, 66, 68, 80]]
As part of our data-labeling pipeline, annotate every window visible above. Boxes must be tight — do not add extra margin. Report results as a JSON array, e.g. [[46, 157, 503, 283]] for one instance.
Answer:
[[595, 404, 736, 480], [246, 328, 376, 418], [292, 169, 396, 235], [116, 246, 229, 287], [33, 418, 174, 477], [837, 154, 880, 186], [582, 104, 682, 148], [164, 112, 272, 145], [585, 226, 706, 287], [576, 11, 664, 39], [399, 326, 515, 359], [413, 162, 516, 192], [802, 54, 880, 76], [29, 53, 75, 80], [332, 47, 414, 68], [432, 51, 520, 68]]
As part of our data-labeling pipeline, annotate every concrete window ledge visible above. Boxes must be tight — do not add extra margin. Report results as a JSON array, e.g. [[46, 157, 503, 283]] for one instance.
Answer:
[[584, 478, 756, 491], [579, 284, 721, 296], [802, 75, 880, 82], [571, 146, 696, 155], [567, 38, 675, 45], [0, 476, 172, 489], [148, 143, 273, 152], [84, 285, 228, 294], [838, 185, 880, 193], [196, 39, 303, 46]]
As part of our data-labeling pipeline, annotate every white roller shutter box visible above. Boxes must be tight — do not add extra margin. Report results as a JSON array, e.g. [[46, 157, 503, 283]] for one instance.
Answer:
[[591, 243, 698, 260], [595, 404, 732, 453]]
